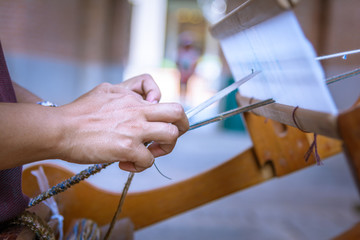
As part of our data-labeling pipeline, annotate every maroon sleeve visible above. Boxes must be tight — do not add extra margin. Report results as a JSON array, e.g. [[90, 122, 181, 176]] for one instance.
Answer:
[[0, 41, 30, 223]]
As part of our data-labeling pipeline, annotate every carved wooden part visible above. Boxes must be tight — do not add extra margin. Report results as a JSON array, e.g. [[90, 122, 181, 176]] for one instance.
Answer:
[[210, 0, 291, 39], [22, 148, 273, 232], [333, 222, 360, 240], [237, 93, 342, 175], [338, 100, 360, 193], [237, 95, 340, 139]]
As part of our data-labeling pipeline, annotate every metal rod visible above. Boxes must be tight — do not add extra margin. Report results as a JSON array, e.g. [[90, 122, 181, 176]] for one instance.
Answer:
[[316, 49, 360, 61], [189, 98, 275, 130], [185, 71, 260, 119], [326, 67, 360, 85]]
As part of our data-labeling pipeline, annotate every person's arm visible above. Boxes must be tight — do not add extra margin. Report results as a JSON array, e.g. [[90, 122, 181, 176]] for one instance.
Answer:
[[12, 81, 42, 103], [0, 74, 189, 172], [0, 102, 64, 169]]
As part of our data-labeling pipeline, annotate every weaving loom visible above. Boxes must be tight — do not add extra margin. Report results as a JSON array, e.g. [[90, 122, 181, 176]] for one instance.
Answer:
[[21, 0, 360, 239]]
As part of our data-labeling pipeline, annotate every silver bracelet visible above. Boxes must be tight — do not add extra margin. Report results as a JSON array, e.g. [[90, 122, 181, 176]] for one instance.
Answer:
[[36, 101, 58, 107]]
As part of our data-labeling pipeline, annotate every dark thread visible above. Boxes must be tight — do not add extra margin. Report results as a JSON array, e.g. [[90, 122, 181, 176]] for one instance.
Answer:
[[154, 162, 172, 180], [104, 172, 134, 240], [292, 106, 322, 165], [249, 97, 254, 105]]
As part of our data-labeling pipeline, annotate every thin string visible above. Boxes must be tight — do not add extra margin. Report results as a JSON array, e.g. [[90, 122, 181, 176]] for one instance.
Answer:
[[31, 166, 64, 240], [249, 97, 254, 104], [154, 162, 171, 180], [292, 106, 322, 165], [103, 172, 134, 240]]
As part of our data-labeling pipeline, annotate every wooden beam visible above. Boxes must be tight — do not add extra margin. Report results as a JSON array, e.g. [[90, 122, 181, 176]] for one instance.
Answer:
[[210, 0, 298, 39], [333, 222, 360, 240], [338, 99, 360, 193], [22, 148, 273, 232], [237, 94, 340, 139]]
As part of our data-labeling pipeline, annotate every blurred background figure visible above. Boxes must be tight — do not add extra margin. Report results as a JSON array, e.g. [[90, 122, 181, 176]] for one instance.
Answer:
[[176, 31, 200, 105]]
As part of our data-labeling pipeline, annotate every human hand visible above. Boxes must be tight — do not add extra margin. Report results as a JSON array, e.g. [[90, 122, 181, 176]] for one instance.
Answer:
[[58, 74, 189, 172]]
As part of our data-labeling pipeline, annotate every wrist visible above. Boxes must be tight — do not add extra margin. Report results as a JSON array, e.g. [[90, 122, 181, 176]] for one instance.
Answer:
[[36, 100, 65, 159], [49, 106, 69, 161], [52, 105, 79, 162], [0, 103, 67, 169]]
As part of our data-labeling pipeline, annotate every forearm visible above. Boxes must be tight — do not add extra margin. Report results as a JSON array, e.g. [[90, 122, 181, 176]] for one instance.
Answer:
[[12, 81, 42, 103], [0, 103, 64, 169], [0, 75, 189, 172]]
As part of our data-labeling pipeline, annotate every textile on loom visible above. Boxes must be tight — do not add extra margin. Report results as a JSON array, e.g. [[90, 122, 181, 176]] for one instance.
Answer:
[[219, 11, 338, 114]]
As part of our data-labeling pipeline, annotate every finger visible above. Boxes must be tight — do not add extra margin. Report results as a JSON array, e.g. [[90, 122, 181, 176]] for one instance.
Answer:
[[141, 122, 179, 144], [144, 103, 189, 135], [91, 83, 142, 102], [147, 142, 176, 158], [118, 161, 137, 172], [122, 74, 161, 103], [118, 144, 154, 172], [141, 122, 179, 158]]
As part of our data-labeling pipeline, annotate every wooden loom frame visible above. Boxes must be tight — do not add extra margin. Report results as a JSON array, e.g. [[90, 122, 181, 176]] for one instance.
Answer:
[[22, 0, 360, 238]]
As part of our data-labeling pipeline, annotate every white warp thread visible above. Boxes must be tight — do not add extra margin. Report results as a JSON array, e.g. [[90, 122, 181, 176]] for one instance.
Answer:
[[220, 11, 338, 115], [31, 166, 64, 240]]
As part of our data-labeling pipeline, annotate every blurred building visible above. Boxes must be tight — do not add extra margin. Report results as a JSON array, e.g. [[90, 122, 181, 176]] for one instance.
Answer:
[[0, 0, 132, 104], [0, 0, 358, 110]]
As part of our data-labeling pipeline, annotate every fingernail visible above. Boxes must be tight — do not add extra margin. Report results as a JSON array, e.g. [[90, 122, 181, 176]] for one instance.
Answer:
[[151, 100, 158, 104], [134, 166, 147, 172], [119, 162, 137, 172]]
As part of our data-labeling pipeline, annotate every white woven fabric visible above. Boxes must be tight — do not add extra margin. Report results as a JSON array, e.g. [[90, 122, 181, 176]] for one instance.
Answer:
[[220, 11, 338, 115]]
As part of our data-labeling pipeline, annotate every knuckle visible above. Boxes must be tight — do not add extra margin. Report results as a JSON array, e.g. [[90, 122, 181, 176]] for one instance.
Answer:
[[141, 122, 150, 132], [172, 103, 185, 117], [124, 92, 143, 103], [95, 82, 112, 92], [121, 137, 136, 152], [99, 82, 112, 89], [140, 73, 152, 80], [167, 124, 179, 139]]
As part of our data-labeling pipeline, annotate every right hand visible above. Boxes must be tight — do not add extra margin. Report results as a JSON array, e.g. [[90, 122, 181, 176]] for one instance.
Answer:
[[57, 74, 189, 172]]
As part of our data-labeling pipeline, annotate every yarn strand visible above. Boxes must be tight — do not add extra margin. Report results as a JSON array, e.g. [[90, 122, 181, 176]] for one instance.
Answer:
[[28, 163, 113, 207], [292, 106, 322, 165]]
